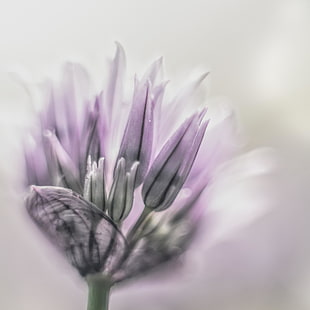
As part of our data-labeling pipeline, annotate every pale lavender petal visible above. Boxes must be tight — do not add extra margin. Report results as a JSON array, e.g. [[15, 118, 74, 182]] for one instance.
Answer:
[[105, 42, 126, 127], [152, 81, 169, 156], [95, 91, 107, 157], [103, 43, 127, 173], [159, 73, 209, 145], [44, 130, 82, 194], [168, 73, 209, 115], [78, 98, 104, 179], [141, 57, 163, 86], [24, 137, 50, 186], [46, 63, 92, 162], [186, 107, 238, 187], [60, 63, 81, 159]]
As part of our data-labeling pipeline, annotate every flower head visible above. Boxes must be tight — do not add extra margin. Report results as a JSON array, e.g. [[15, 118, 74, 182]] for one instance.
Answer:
[[24, 44, 233, 283]]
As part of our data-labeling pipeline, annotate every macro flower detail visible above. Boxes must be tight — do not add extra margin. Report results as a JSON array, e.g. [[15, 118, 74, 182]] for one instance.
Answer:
[[26, 186, 125, 277], [142, 109, 209, 211], [24, 44, 234, 310]]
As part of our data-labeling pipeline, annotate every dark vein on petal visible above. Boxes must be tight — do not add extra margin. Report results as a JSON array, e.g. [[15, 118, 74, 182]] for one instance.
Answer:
[[136, 86, 149, 163], [143, 119, 192, 202], [151, 168, 180, 209], [100, 227, 117, 271]]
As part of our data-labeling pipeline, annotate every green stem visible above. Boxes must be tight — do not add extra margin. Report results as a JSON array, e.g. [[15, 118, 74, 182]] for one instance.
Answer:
[[126, 207, 152, 242], [87, 275, 112, 310]]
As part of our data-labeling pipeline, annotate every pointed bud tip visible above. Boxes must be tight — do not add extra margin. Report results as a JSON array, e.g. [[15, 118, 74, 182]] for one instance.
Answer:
[[30, 185, 39, 193]]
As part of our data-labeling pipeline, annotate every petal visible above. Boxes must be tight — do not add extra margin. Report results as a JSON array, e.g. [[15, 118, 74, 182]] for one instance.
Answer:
[[204, 148, 276, 246], [79, 98, 103, 175], [44, 131, 83, 194], [141, 57, 164, 86], [117, 80, 154, 186], [159, 73, 209, 141], [142, 110, 208, 211], [159, 118, 209, 211], [45, 63, 92, 163], [24, 135, 50, 186], [108, 159, 139, 222], [26, 186, 126, 276], [152, 81, 169, 156], [186, 102, 238, 187], [103, 43, 127, 172], [60, 63, 89, 155], [105, 42, 126, 127]]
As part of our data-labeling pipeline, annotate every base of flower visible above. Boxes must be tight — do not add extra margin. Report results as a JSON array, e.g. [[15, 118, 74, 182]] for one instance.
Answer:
[[86, 274, 112, 310]]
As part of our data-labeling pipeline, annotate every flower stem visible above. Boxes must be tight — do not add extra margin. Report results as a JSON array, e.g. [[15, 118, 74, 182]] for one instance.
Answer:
[[126, 207, 152, 242], [87, 275, 112, 310]]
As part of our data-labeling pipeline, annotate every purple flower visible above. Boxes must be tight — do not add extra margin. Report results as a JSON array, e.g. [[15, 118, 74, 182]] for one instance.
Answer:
[[24, 44, 232, 284]]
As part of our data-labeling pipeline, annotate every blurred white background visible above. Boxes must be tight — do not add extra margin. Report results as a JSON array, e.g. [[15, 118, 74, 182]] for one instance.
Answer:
[[0, 0, 309, 309]]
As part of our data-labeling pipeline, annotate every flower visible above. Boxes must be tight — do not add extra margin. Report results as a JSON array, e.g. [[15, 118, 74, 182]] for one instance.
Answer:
[[24, 44, 233, 284]]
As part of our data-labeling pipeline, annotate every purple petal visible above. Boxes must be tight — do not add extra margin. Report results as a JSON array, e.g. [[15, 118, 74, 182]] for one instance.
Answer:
[[24, 137, 50, 186], [141, 57, 163, 86], [142, 109, 208, 211], [159, 73, 209, 142], [79, 98, 103, 176], [117, 80, 154, 186], [105, 42, 126, 127], [186, 108, 237, 187], [158, 119, 209, 211], [44, 131, 82, 194]]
